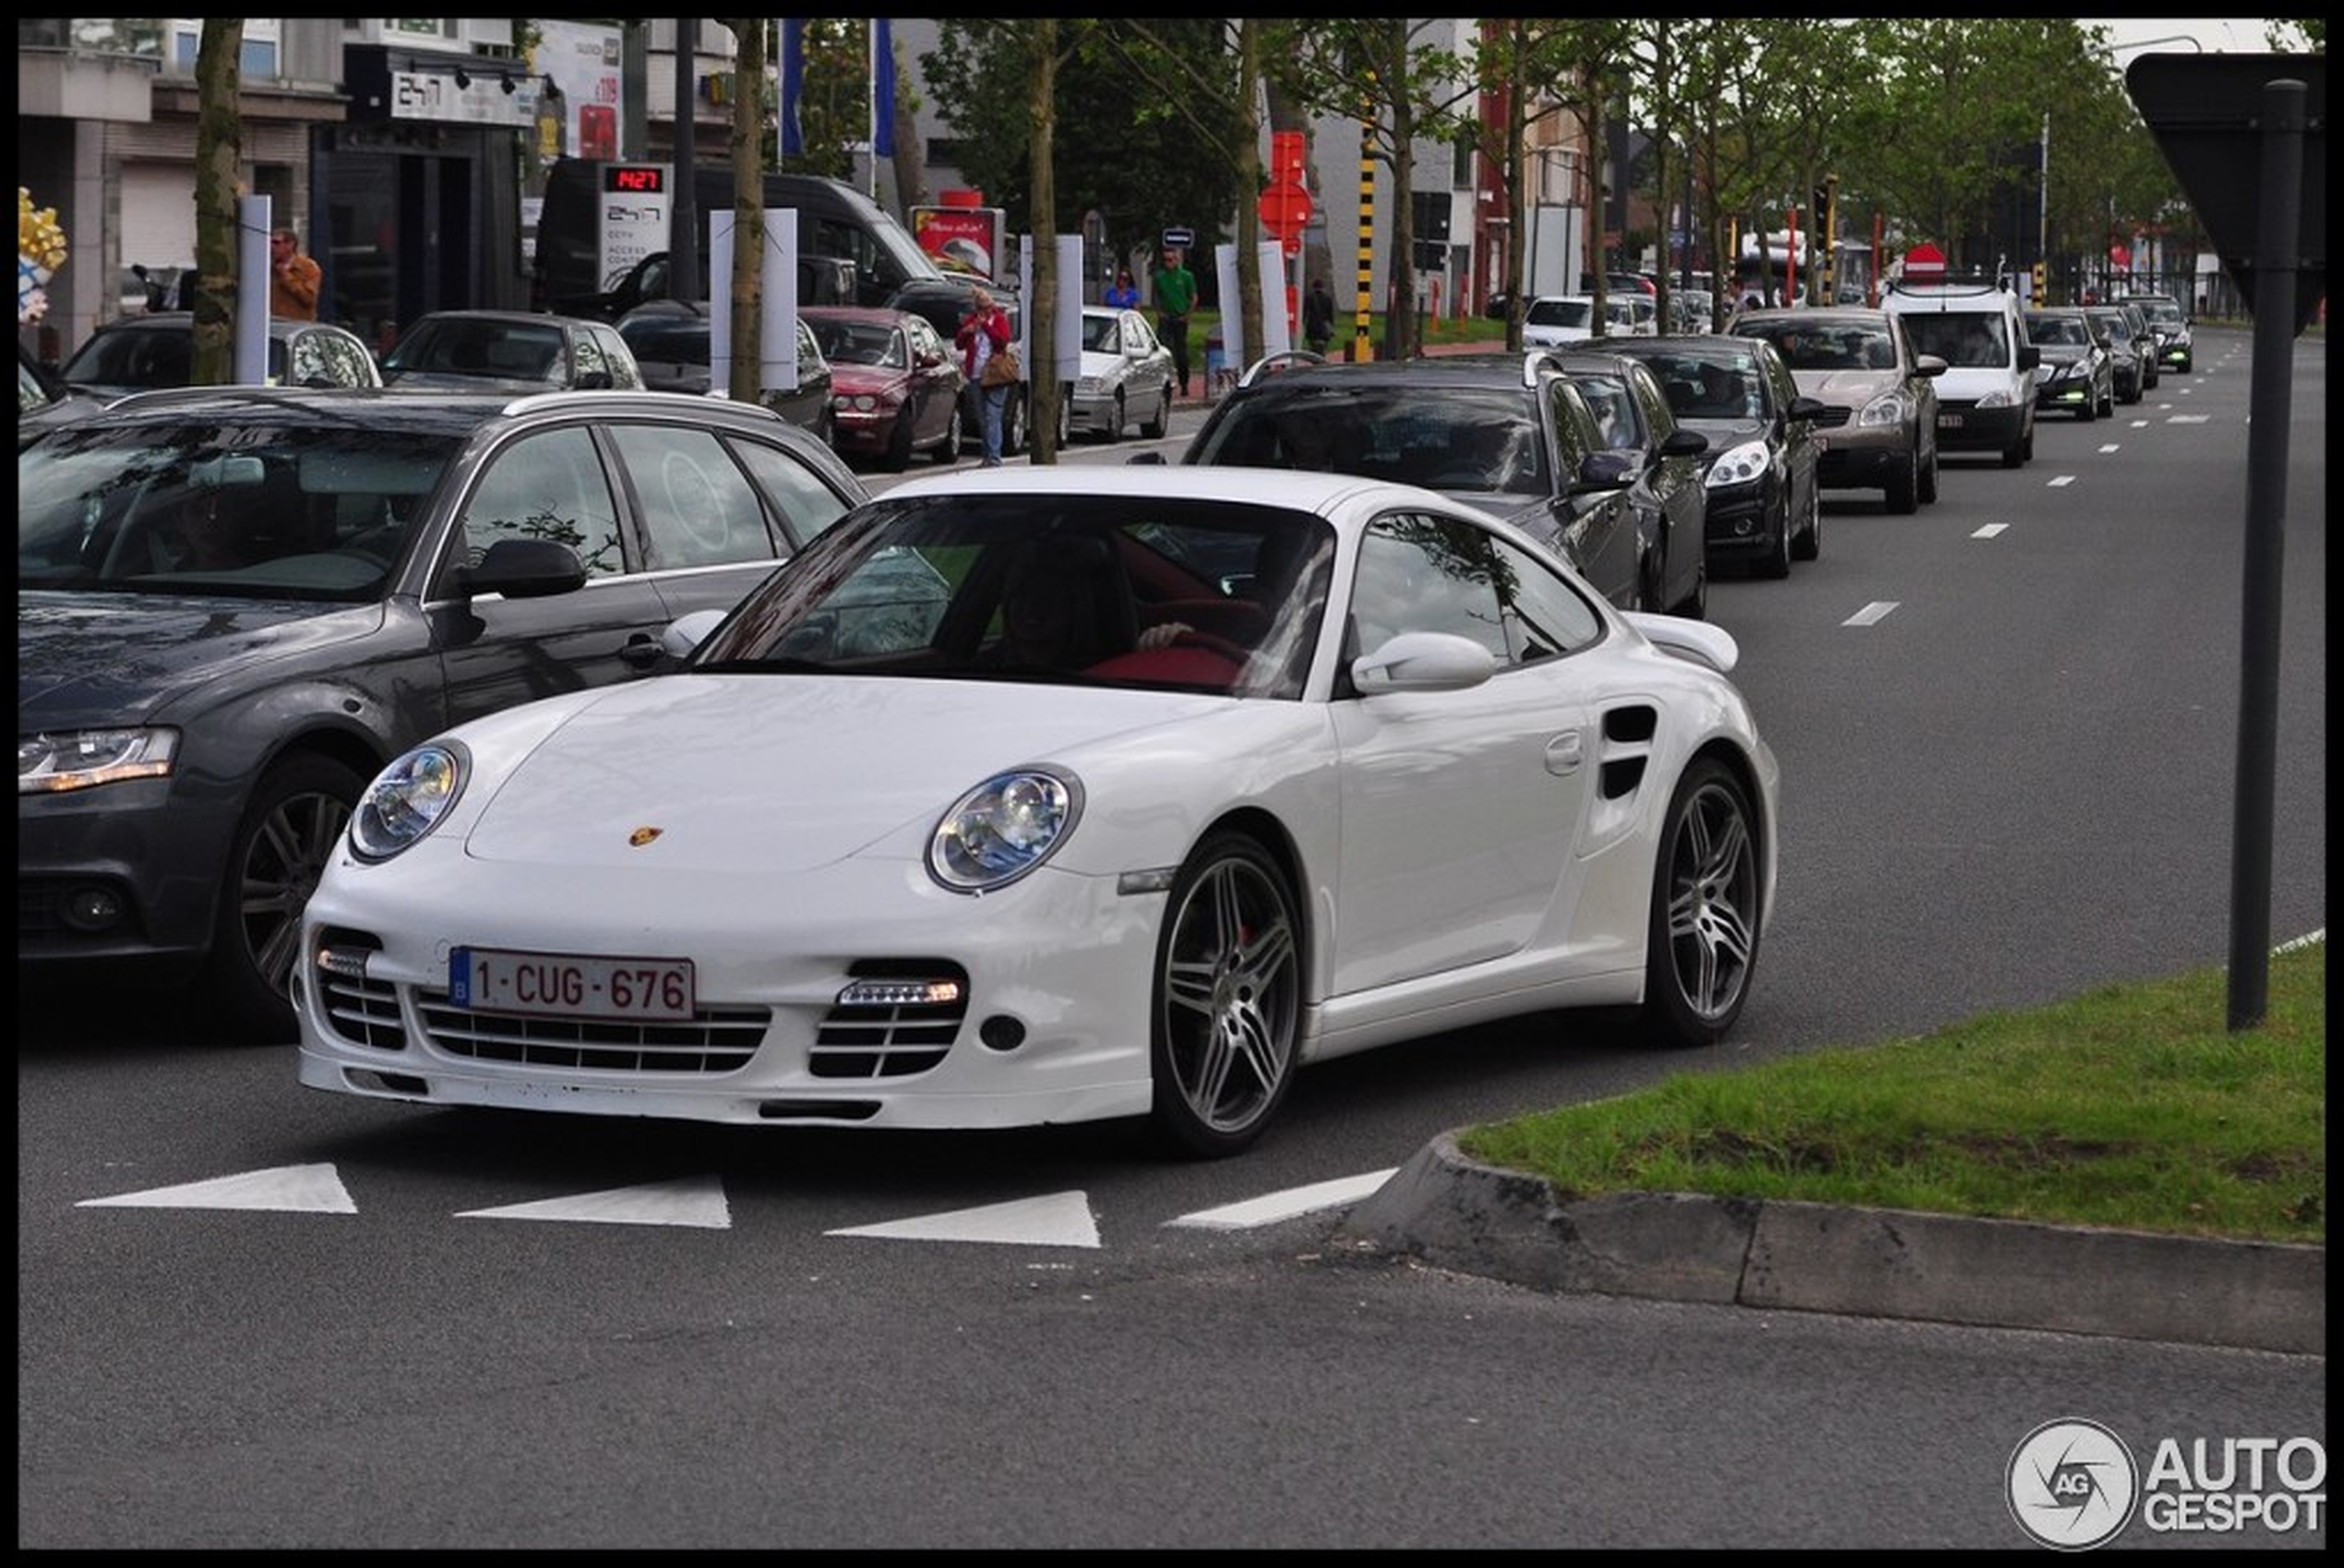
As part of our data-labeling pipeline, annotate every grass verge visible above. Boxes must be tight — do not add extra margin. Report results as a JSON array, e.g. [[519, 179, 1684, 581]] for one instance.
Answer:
[[1456, 937, 2325, 1245]]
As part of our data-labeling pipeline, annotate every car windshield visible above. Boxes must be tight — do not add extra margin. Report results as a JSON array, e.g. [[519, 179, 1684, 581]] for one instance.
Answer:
[[1739, 322, 1896, 371], [692, 494, 1334, 700], [2028, 315, 2089, 346], [1899, 312, 2009, 368], [812, 319, 905, 368], [1081, 314, 1121, 353], [386, 321, 564, 383], [62, 327, 191, 391], [618, 315, 708, 365], [1190, 385, 1551, 495], [1527, 298, 1593, 329], [1631, 353, 1764, 419], [2133, 298, 2183, 326], [19, 422, 459, 598]]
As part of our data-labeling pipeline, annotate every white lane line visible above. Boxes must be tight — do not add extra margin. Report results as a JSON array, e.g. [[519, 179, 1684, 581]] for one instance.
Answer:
[[2171, 413, 2211, 424], [458, 1174, 731, 1228], [829, 1190, 1102, 1248], [2098, 443, 2123, 453], [1972, 522, 2009, 538], [1843, 602, 1899, 628], [1168, 1168, 1399, 1229], [2047, 474, 2076, 487], [78, 1162, 357, 1213]]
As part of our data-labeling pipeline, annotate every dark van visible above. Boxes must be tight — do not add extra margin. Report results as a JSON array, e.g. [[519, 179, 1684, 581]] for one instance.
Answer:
[[532, 159, 941, 317]]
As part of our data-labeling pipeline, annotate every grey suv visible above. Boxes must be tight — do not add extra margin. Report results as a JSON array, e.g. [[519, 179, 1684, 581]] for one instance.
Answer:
[[1160, 352, 1695, 616], [19, 386, 867, 1038], [1728, 306, 1943, 513]]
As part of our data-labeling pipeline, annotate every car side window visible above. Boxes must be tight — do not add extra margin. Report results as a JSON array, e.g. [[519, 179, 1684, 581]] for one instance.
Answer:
[[459, 426, 625, 576], [1627, 364, 1677, 441], [731, 436, 852, 549], [612, 425, 775, 569], [572, 330, 611, 386], [1546, 380, 1599, 473], [1351, 512, 1600, 670], [593, 326, 642, 387]]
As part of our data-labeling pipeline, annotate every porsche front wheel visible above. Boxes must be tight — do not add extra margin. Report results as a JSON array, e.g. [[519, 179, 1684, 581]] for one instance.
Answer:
[[1639, 759, 1761, 1048], [1148, 832, 1302, 1158]]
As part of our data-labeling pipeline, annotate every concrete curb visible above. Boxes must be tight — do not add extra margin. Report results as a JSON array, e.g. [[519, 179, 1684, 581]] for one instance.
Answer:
[[1333, 1132, 2326, 1356]]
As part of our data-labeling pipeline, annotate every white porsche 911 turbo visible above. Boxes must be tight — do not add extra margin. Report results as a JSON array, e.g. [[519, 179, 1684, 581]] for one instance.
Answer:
[[295, 465, 1779, 1157]]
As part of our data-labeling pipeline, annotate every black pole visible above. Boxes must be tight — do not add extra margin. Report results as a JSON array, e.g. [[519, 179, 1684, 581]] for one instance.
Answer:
[[2225, 78, 2303, 1031], [671, 20, 700, 308]]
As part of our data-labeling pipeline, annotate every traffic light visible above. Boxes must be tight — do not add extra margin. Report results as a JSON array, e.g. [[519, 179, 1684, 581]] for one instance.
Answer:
[[2032, 261, 2047, 303], [1812, 183, 1833, 241]]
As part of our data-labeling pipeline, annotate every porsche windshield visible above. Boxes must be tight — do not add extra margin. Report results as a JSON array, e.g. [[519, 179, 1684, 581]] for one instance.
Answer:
[[691, 494, 1336, 700]]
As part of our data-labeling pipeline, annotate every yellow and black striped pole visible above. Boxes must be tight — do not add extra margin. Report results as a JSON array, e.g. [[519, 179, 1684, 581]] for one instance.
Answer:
[[1354, 98, 1376, 363]]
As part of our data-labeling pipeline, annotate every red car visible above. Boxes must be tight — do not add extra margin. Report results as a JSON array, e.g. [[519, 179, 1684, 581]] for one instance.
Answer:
[[803, 305, 965, 471]]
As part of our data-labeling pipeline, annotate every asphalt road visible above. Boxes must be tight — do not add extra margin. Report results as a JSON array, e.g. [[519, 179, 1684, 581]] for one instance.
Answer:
[[18, 326, 2326, 1548]]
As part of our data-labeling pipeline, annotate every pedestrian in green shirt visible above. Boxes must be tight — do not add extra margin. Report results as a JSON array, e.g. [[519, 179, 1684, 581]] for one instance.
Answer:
[[1152, 246, 1198, 397]]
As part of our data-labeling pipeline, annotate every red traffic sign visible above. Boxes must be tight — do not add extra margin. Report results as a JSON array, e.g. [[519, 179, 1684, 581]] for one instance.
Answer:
[[1903, 242, 1946, 281], [1258, 181, 1312, 241]]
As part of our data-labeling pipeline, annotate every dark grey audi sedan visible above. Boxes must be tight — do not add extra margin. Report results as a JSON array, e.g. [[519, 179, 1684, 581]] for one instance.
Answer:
[[19, 386, 867, 1038]]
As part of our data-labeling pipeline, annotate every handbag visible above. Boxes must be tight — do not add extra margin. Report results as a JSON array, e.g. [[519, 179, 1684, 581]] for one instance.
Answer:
[[981, 344, 1021, 388]]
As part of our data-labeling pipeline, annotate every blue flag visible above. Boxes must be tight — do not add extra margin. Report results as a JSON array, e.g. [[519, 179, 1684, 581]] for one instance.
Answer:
[[872, 18, 895, 160], [780, 18, 805, 159]]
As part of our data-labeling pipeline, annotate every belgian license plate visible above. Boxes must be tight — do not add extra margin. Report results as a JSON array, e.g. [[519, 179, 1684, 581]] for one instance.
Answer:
[[449, 948, 696, 1022], [1938, 412, 1964, 429]]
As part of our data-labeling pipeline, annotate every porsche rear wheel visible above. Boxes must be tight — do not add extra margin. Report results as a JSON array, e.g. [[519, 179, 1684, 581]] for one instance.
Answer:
[[1148, 832, 1302, 1158], [1639, 758, 1761, 1048]]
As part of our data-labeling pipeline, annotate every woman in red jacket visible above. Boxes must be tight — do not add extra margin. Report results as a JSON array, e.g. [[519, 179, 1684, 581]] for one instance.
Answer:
[[955, 288, 1014, 466]]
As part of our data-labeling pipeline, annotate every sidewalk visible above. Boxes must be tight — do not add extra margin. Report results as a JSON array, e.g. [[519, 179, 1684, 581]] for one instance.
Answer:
[[1334, 1132, 2326, 1355]]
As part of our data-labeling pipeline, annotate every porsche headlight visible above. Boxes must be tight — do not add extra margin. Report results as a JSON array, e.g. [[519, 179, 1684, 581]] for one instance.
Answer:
[[350, 742, 467, 862], [1704, 438, 1771, 489], [928, 767, 1082, 892], [18, 727, 178, 794]]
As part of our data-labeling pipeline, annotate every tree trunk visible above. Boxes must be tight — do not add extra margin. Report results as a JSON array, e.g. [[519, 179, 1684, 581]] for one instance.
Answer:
[[1028, 20, 1058, 462], [190, 19, 244, 387], [724, 18, 766, 406]]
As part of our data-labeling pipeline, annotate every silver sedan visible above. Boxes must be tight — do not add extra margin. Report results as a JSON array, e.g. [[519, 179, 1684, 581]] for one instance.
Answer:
[[1063, 305, 1177, 442]]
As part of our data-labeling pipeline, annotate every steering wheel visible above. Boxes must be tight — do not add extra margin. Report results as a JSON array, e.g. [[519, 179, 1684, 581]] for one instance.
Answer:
[[1168, 628, 1250, 664]]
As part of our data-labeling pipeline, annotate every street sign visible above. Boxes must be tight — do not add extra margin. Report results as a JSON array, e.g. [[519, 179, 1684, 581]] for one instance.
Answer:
[[1902, 241, 1947, 283], [1257, 182, 1312, 241], [1162, 226, 1195, 250], [2126, 53, 2325, 330]]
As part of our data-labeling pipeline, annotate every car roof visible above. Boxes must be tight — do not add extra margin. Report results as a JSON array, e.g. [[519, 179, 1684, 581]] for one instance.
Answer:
[[401, 308, 604, 327], [1608, 333, 1764, 365], [882, 452, 1495, 520], [1732, 306, 1893, 326], [30, 384, 805, 436], [802, 305, 918, 325]]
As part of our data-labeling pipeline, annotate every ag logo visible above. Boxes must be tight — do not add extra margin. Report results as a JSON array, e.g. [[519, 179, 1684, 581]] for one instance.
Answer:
[[2008, 1418, 2139, 1550]]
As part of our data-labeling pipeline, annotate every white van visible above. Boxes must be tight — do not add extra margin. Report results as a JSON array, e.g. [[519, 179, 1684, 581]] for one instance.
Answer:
[[1880, 279, 2040, 468]]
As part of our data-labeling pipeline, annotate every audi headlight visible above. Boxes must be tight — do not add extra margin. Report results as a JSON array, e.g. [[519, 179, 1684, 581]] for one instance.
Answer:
[[1857, 389, 1911, 427], [350, 742, 467, 862], [18, 727, 178, 795], [1704, 438, 1771, 489], [928, 767, 1082, 892]]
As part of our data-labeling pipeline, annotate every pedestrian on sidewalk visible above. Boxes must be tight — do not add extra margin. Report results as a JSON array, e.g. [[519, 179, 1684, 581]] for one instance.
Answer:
[[955, 286, 1015, 466], [1303, 277, 1334, 356], [1152, 245, 1198, 398], [1104, 267, 1140, 311], [269, 227, 321, 320]]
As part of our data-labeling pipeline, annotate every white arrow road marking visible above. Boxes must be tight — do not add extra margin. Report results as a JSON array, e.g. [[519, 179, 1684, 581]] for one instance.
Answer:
[[828, 1190, 1100, 1248], [1166, 1168, 1398, 1229], [456, 1175, 731, 1228], [77, 1163, 357, 1214], [1843, 602, 1899, 627]]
